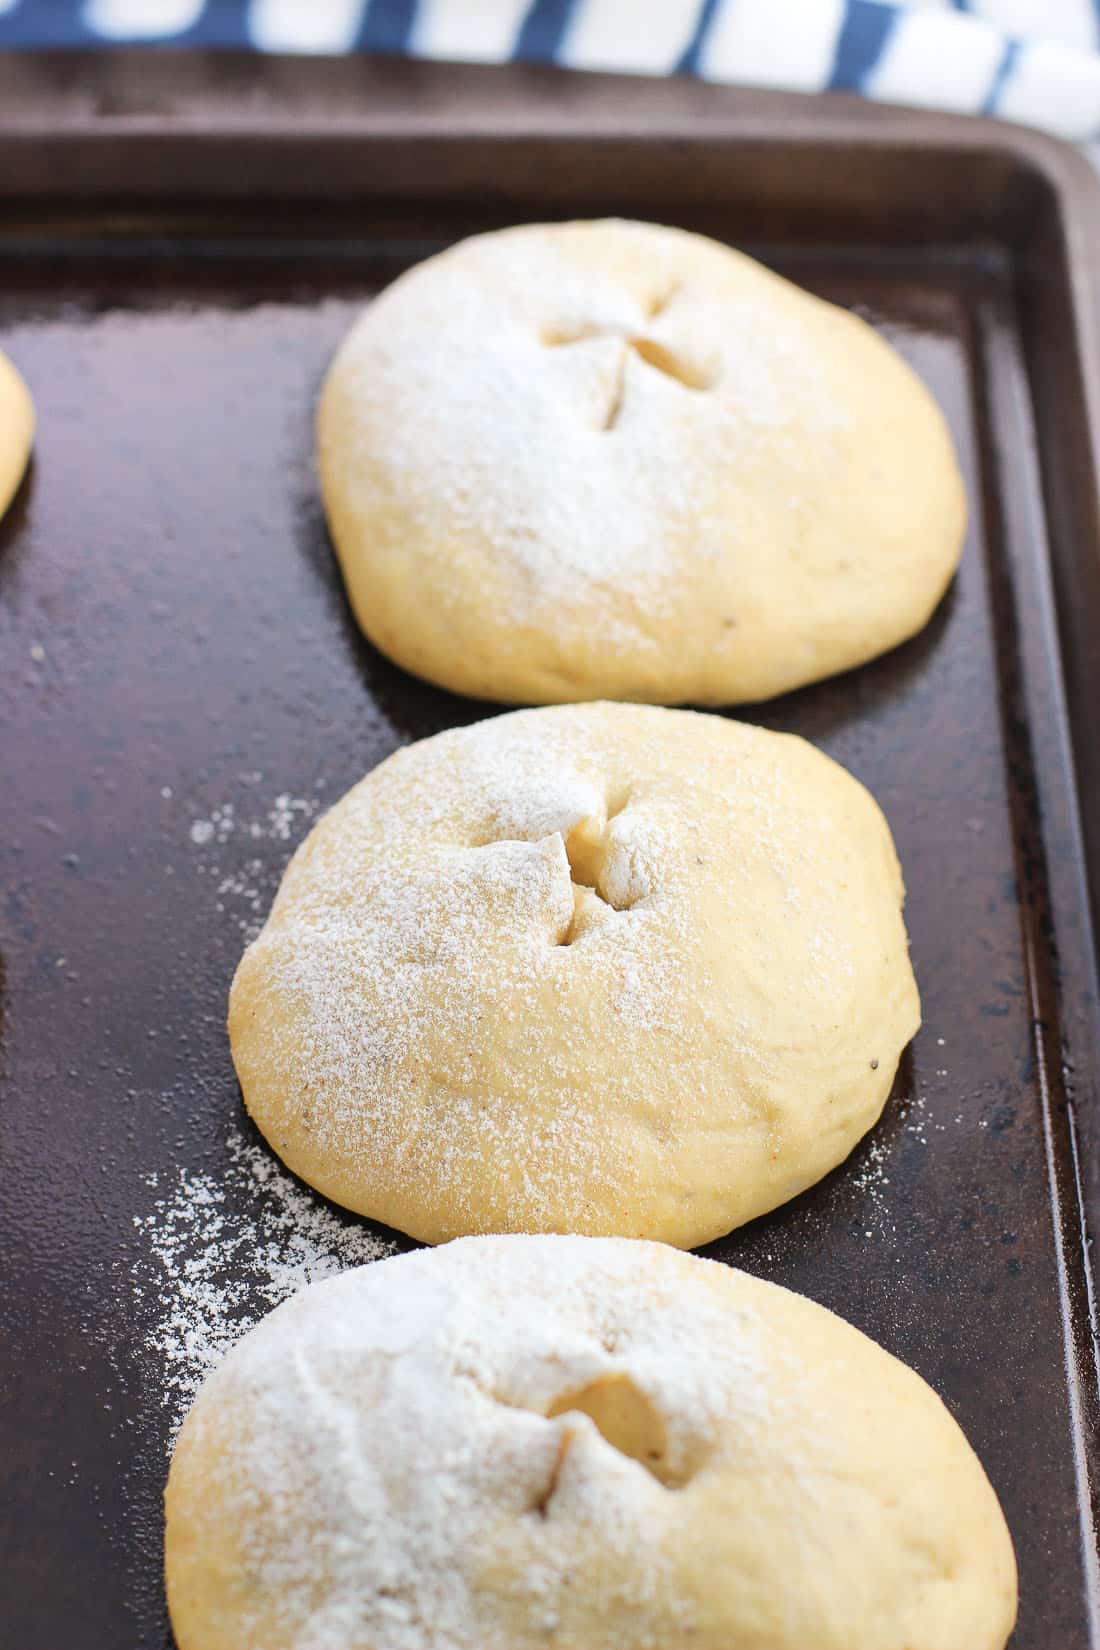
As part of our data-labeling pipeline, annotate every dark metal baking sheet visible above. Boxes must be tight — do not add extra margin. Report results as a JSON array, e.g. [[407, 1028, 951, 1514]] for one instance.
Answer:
[[1, 57, 1098, 1650]]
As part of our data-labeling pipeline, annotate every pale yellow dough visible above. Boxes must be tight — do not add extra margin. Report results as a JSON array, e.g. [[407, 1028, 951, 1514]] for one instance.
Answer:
[[0, 348, 33, 521], [165, 1235, 1017, 1650], [317, 218, 965, 705], [229, 703, 920, 1247]]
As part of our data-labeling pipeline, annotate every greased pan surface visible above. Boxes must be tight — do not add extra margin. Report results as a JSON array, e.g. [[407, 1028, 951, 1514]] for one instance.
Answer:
[[0, 59, 1098, 1650]]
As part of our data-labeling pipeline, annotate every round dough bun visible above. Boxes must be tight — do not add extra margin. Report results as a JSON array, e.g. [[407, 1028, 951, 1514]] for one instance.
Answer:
[[165, 1235, 1017, 1650], [0, 347, 33, 521], [317, 217, 965, 706], [229, 703, 920, 1247]]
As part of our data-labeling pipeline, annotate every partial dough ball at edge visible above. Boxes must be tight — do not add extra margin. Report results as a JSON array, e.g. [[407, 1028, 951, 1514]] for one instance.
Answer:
[[0, 348, 33, 522]]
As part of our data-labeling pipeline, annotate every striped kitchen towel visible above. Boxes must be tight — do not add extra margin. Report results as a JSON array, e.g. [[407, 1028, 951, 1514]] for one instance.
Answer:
[[2, 0, 1100, 142]]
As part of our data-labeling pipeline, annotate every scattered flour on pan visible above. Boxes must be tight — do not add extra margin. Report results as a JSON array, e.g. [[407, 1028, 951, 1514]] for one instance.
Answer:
[[188, 788, 320, 849], [132, 1127, 401, 1440], [184, 783, 325, 942], [129, 779, 403, 1442]]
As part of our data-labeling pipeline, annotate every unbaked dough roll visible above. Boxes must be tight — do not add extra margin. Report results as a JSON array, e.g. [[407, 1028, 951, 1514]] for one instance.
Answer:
[[317, 218, 965, 705], [164, 1236, 1017, 1650], [0, 347, 33, 521], [229, 703, 920, 1247]]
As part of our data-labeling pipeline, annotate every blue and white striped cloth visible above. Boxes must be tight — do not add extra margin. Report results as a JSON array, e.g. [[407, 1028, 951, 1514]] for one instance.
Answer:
[[3, 0, 1100, 142]]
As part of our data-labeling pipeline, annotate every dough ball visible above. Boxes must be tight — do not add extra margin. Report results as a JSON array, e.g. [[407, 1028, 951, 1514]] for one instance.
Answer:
[[0, 347, 33, 521], [229, 703, 919, 1247], [164, 1235, 1017, 1650], [317, 218, 965, 705]]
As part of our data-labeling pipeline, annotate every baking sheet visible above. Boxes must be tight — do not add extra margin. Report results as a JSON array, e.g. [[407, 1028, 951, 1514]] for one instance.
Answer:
[[1, 63, 1098, 1649]]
